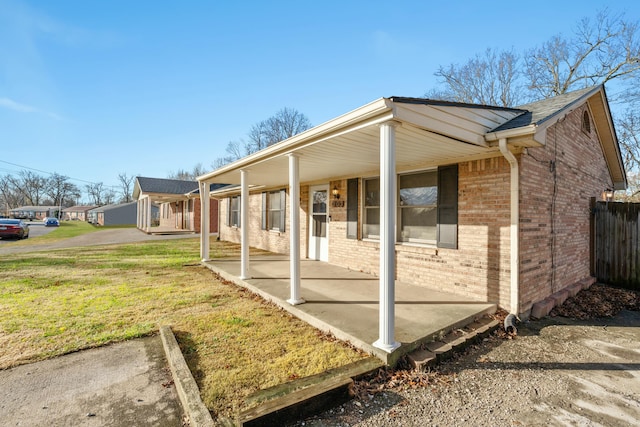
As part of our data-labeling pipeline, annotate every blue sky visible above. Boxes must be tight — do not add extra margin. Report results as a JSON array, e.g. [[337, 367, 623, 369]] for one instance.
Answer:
[[2, 0, 640, 198]]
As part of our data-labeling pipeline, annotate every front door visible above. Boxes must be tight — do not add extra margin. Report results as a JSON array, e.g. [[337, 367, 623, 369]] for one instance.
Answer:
[[309, 185, 329, 261]]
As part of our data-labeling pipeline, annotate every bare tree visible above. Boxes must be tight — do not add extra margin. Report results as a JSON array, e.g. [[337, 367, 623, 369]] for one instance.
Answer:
[[248, 108, 312, 149], [525, 9, 640, 99], [103, 189, 117, 205], [46, 173, 80, 210], [432, 9, 640, 106], [167, 163, 208, 181], [432, 48, 523, 106], [214, 108, 312, 167], [117, 172, 135, 203], [17, 170, 47, 206], [85, 182, 105, 205], [0, 175, 24, 211]]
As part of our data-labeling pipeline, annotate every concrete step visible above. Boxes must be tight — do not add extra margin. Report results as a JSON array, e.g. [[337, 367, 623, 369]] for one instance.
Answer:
[[407, 316, 500, 371]]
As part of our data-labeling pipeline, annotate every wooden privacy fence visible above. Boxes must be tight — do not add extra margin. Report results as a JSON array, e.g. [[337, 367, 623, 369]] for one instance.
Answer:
[[592, 200, 640, 290]]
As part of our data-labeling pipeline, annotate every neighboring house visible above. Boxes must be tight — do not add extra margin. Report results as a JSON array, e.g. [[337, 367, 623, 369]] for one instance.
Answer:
[[198, 85, 626, 352], [10, 206, 59, 220], [62, 205, 97, 221], [132, 176, 224, 234], [87, 201, 144, 226]]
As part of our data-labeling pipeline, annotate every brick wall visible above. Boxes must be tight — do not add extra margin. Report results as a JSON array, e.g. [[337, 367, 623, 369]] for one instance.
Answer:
[[216, 107, 614, 315], [218, 188, 308, 255], [519, 106, 613, 314], [328, 159, 512, 308], [193, 198, 219, 233], [158, 198, 218, 232]]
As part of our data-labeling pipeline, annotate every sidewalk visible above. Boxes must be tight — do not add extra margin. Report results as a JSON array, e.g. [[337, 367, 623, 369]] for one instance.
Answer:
[[0, 336, 183, 427]]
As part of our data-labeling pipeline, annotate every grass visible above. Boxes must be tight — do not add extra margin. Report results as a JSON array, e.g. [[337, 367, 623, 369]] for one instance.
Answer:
[[0, 238, 366, 418]]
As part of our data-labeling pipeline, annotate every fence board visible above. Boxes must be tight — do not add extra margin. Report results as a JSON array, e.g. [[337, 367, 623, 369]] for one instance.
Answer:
[[594, 201, 640, 290]]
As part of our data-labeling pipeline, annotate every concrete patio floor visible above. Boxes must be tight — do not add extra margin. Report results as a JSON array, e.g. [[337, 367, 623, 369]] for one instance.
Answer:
[[203, 255, 497, 364]]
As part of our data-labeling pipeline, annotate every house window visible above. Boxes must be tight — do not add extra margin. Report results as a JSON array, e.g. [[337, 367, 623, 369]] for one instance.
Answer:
[[360, 165, 458, 248], [229, 196, 240, 227], [261, 189, 286, 231], [363, 177, 380, 239], [582, 111, 591, 134], [399, 170, 438, 244]]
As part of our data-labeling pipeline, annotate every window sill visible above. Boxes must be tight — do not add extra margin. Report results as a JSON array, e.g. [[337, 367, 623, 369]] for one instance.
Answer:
[[361, 238, 438, 250]]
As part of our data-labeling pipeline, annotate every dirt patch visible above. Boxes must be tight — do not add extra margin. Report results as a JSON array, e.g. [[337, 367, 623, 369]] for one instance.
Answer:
[[296, 284, 640, 426]]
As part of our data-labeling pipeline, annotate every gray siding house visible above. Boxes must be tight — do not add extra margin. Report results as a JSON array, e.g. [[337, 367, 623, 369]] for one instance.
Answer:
[[88, 201, 154, 226]]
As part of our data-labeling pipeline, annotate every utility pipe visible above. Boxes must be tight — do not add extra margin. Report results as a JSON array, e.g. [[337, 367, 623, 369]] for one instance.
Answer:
[[499, 139, 520, 333]]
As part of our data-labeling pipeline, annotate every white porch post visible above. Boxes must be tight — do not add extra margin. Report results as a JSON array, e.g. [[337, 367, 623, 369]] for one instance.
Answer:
[[287, 154, 304, 305], [141, 197, 146, 230], [373, 121, 400, 353], [200, 181, 210, 261], [240, 169, 250, 280], [137, 199, 141, 229], [145, 196, 151, 232]]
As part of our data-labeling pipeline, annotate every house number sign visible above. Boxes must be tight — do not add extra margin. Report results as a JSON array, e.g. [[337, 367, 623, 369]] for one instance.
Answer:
[[331, 200, 345, 208]]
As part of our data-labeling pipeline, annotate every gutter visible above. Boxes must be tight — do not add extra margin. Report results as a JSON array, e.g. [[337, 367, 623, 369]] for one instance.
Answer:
[[499, 138, 520, 332]]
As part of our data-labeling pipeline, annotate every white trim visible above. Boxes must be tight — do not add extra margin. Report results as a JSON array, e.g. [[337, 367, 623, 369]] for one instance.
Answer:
[[240, 170, 250, 280], [373, 121, 400, 353], [499, 139, 520, 315], [287, 154, 304, 305], [200, 182, 210, 261]]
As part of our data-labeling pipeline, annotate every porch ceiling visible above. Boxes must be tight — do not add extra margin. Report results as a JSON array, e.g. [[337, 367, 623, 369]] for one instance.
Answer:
[[200, 98, 520, 188]]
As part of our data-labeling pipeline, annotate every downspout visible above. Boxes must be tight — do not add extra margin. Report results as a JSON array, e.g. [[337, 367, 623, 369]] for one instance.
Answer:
[[499, 138, 520, 333]]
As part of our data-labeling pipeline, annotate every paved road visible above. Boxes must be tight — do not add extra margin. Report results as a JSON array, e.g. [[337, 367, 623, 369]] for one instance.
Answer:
[[0, 221, 57, 245], [0, 227, 201, 255], [0, 336, 183, 427]]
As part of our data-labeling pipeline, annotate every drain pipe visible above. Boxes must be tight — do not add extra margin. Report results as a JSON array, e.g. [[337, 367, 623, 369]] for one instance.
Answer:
[[499, 138, 520, 334]]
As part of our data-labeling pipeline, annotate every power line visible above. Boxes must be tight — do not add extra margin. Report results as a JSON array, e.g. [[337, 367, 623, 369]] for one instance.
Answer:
[[0, 159, 119, 189]]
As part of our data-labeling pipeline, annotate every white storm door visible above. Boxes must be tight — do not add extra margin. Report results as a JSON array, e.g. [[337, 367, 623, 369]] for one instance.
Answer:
[[309, 185, 329, 262]]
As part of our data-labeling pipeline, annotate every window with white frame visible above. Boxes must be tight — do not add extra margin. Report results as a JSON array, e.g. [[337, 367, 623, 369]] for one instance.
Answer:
[[399, 170, 438, 243], [229, 196, 240, 227], [360, 165, 458, 248], [262, 189, 286, 231], [363, 177, 380, 239]]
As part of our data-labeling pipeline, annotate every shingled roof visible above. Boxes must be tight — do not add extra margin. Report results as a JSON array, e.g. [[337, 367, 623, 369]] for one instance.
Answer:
[[491, 86, 599, 133], [135, 177, 199, 195]]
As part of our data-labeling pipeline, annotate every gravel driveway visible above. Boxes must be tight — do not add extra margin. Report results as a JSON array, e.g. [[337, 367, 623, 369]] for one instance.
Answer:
[[298, 310, 640, 427]]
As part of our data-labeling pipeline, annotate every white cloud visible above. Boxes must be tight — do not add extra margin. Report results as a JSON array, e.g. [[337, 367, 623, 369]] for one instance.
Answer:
[[0, 97, 62, 120]]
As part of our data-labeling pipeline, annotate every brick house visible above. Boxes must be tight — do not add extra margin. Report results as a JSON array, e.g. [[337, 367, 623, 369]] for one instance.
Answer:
[[198, 85, 626, 353], [62, 205, 97, 221], [133, 177, 223, 234]]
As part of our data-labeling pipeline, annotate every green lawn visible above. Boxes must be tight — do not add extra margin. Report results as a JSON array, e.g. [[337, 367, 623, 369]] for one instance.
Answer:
[[0, 238, 366, 418]]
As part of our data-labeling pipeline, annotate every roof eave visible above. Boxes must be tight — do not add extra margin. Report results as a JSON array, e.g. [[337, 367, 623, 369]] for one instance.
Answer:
[[485, 124, 545, 146], [198, 98, 393, 182]]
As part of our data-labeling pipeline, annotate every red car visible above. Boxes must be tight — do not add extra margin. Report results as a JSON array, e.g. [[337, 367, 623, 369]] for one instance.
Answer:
[[0, 219, 30, 239]]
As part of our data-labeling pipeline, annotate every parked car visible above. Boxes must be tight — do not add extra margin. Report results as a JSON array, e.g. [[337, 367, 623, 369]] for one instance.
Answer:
[[0, 219, 29, 239], [44, 217, 60, 227]]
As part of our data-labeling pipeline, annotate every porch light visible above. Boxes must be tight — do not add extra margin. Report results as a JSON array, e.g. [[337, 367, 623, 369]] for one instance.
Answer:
[[604, 189, 615, 201], [332, 186, 340, 199]]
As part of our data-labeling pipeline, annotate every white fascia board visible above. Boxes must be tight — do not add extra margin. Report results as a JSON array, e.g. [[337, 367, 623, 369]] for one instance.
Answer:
[[198, 98, 393, 182], [485, 124, 538, 142]]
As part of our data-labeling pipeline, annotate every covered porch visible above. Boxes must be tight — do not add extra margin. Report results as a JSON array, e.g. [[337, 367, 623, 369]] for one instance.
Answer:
[[203, 254, 496, 364], [198, 97, 529, 356]]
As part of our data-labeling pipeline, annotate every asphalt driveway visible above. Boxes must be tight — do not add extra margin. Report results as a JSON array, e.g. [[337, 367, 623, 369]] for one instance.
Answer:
[[0, 227, 200, 255]]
